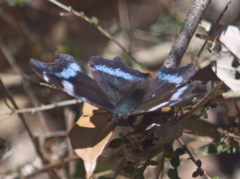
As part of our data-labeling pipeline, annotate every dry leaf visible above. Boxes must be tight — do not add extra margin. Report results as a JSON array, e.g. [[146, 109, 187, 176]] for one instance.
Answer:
[[199, 23, 240, 91], [68, 103, 116, 179], [211, 50, 240, 91], [210, 25, 240, 91], [218, 25, 240, 60]]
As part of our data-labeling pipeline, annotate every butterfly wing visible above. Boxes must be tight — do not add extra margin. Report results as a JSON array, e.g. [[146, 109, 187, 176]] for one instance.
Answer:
[[149, 64, 195, 94], [89, 56, 151, 106], [132, 64, 201, 114], [30, 53, 113, 111]]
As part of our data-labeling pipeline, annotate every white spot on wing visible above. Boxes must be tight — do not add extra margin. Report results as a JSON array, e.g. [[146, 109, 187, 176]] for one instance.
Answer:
[[147, 101, 169, 112], [43, 71, 49, 82], [56, 63, 81, 79], [62, 80, 74, 94], [146, 86, 188, 112], [61, 80, 92, 106], [170, 86, 188, 101], [146, 123, 161, 130], [92, 64, 136, 81], [159, 72, 183, 85]]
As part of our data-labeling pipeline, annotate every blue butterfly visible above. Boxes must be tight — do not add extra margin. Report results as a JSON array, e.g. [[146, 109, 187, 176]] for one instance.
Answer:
[[30, 53, 201, 125]]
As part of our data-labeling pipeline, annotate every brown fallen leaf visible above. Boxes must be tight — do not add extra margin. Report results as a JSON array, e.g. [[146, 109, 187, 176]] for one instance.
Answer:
[[68, 103, 116, 179]]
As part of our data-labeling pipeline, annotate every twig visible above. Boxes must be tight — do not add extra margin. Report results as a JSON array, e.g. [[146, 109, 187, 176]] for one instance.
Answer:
[[1, 139, 31, 160], [48, 0, 143, 67], [0, 80, 58, 178], [179, 81, 223, 122], [1, 86, 237, 116], [22, 155, 80, 178], [196, 0, 231, 64], [0, 39, 49, 132], [93, 170, 113, 178], [0, 99, 82, 115], [163, 0, 211, 68], [178, 138, 211, 179], [219, 129, 240, 140], [64, 108, 76, 178], [222, 90, 240, 101]]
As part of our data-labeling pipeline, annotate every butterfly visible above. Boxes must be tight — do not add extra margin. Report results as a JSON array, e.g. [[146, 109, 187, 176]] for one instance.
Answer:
[[30, 53, 202, 125]]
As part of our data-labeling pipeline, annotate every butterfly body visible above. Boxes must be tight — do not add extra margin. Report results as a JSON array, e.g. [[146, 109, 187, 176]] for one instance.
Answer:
[[30, 53, 202, 125]]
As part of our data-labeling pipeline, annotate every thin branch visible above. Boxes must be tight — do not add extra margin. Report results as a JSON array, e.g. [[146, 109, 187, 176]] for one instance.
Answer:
[[0, 80, 58, 178], [179, 81, 223, 122], [0, 99, 82, 115], [0, 39, 49, 132], [64, 108, 76, 178], [163, 0, 211, 68], [178, 138, 211, 179], [22, 155, 80, 178], [196, 0, 231, 63], [48, 0, 143, 67], [1, 139, 31, 160], [222, 90, 240, 101], [218, 129, 240, 140], [93, 170, 113, 178], [0, 80, 41, 159], [0, 88, 236, 116]]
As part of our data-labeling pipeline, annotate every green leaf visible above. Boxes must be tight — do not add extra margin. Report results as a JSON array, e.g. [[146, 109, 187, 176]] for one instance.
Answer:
[[216, 145, 223, 152], [175, 148, 185, 155], [164, 144, 174, 153], [212, 176, 219, 179], [147, 160, 158, 166], [170, 156, 180, 168], [108, 138, 122, 148], [167, 168, 180, 179], [163, 152, 173, 158], [190, 109, 203, 119], [91, 16, 99, 25], [224, 146, 235, 154], [123, 166, 135, 174], [207, 144, 218, 154]]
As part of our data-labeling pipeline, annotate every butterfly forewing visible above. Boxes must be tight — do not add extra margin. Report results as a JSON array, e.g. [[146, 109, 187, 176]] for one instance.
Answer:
[[89, 56, 151, 106], [30, 53, 113, 111]]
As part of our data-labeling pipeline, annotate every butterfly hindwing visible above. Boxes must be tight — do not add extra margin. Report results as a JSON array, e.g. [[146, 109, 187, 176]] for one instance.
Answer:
[[132, 81, 202, 114], [147, 64, 195, 95], [30, 53, 113, 111], [132, 64, 200, 114]]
